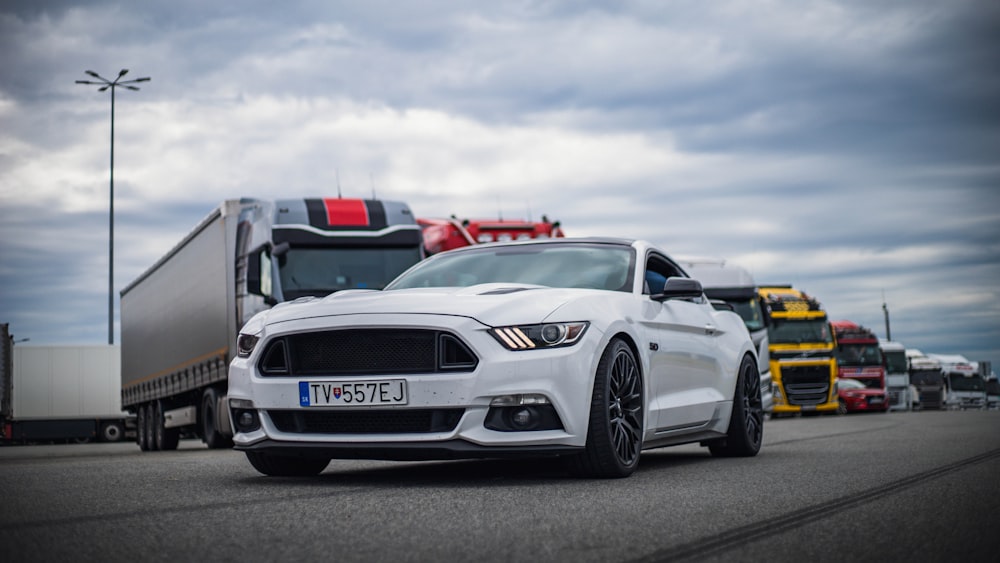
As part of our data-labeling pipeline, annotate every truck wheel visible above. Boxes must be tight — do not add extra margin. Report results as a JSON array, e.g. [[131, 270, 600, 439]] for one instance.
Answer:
[[144, 403, 158, 451], [245, 451, 329, 477], [154, 400, 180, 451], [100, 421, 125, 442], [202, 387, 233, 449], [137, 406, 149, 451], [707, 354, 763, 457]]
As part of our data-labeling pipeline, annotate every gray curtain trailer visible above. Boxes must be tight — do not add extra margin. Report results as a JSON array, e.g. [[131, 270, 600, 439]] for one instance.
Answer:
[[120, 198, 423, 451]]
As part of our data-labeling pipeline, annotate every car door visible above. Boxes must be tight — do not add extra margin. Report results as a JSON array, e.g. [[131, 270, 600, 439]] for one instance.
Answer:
[[640, 253, 727, 433]]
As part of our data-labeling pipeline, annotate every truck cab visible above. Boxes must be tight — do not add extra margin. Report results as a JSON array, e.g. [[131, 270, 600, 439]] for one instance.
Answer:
[[929, 354, 986, 410], [678, 257, 773, 413], [418, 215, 564, 255], [758, 286, 839, 416], [880, 339, 911, 411], [906, 350, 945, 410]]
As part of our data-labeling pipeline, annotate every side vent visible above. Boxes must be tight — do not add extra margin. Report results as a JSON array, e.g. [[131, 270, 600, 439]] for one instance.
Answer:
[[439, 334, 478, 370]]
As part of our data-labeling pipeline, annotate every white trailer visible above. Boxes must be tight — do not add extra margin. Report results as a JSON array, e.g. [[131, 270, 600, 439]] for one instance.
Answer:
[[880, 339, 911, 411], [1, 330, 129, 443]]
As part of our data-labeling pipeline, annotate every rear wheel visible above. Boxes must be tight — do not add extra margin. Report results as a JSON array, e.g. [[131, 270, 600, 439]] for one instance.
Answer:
[[136, 405, 149, 451], [708, 354, 763, 457], [143, 403, 158, 451], [245, 451, 330, 477], [153, 400, 180, 451], [567, 338, 643, 478], [201, 387, 233, 449]]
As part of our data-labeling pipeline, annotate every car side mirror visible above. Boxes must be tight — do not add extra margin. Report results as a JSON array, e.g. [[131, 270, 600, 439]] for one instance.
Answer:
[[651, 277, 704, 302]]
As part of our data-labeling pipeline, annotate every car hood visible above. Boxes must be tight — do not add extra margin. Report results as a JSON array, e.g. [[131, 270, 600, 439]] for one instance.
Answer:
[[259, 284, 597, 329]]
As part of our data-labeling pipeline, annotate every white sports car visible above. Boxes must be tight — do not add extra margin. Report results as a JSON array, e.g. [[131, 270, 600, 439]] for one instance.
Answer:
[[228, 238, 763, 478]]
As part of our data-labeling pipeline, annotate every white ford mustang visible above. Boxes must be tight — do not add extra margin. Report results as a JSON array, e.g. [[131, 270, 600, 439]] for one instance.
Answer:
[[228, 237, 763, 478]]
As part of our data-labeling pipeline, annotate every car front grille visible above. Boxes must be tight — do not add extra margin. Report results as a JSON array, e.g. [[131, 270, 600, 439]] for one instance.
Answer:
[[267, 408, 465, 434], [258, 329, 478, 376], [780, 364, 832, 405]]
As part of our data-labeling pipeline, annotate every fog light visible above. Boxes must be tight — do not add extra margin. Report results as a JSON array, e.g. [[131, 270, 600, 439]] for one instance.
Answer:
[[511, 407, 534, 428], [232, 409, 260, 432]]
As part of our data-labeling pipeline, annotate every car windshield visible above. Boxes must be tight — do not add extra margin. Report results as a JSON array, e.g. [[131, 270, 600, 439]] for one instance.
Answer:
[[768, 319, 833, 345], [910, 369, 943, 386], [837, 378, 866, 390], [386, 242, 636, 291]]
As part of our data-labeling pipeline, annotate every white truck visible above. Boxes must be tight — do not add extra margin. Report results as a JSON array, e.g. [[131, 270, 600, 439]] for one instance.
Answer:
[[927, 353, 986, 410], [679, 257, 774, 413], [2, 324, 130, 443], [120, 198, 424, 451], [880, 339, 911, 411]]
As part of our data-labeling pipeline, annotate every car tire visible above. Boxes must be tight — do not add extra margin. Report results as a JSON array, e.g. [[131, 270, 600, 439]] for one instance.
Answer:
[[708, 354, 763, 457], [567, 337, 643, 478], [245, 451, 330, 477], [837, 400, 848, 415], [202, 387, 234, 450]]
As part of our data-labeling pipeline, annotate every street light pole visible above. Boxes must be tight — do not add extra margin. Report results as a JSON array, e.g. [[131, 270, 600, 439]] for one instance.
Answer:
[[76, 69, 150, 345]]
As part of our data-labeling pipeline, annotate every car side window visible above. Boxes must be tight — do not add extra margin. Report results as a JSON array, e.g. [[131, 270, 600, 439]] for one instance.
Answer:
[[643, 254, 684, 295]]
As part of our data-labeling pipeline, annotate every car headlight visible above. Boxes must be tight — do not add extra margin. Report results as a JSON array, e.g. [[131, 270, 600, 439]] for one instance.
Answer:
[[236, 333, 260, 358], [490, 322, 589, 350]]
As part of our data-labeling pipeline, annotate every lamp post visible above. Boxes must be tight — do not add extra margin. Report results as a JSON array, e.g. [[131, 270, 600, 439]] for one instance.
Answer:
[[76, 69, 150, 345]]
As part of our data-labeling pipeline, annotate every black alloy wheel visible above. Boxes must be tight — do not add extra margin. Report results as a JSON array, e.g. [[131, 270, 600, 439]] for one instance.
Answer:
[[708, 354, 763, 457], [568, 338, 644, 478]]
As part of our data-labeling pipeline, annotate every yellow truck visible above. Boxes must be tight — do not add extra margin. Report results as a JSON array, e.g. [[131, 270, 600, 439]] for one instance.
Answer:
[[758, 286, 839, 415]]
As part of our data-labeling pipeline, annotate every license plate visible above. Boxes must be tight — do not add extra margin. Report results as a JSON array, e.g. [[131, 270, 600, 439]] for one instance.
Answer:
[[299, 380, 407, 407], [869, 397, 884, 403]]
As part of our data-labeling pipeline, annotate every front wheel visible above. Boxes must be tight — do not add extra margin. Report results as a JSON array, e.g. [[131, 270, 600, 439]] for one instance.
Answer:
[[567, 338, 643, 478], [245, 451, 330, 477], [708, 354, 763, 457]]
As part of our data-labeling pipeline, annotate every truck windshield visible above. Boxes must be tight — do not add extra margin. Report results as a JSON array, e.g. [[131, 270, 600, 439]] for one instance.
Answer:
[[884, 350, 907, 373], [835, 344, 884, 367], [278, 246, 423, 298], [768, 319, 833, 345], [728, 299, 765, 332], [910, 370, 942, 386], [949, 374, 986, 392]]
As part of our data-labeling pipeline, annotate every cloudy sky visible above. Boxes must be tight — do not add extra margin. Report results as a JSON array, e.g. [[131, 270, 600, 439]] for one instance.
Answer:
[[1, 1, 998, 369]]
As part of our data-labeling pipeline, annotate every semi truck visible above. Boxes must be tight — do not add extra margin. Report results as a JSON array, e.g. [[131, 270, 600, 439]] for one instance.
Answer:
[[907, 350, 945, 410], [927, 353, 986, 410], [678, 257, 774, 413], [831, 321, 886, 390], [2, 324, 130, 443], [758, 285, 839, 416], [880, 339, 911, 411], [980, 361, 998, 410], [120, 198, 424, 451], [418, 215, 564, 255]]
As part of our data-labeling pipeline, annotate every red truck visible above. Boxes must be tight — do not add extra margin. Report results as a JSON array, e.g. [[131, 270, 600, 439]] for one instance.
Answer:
[[831, 320, 889, 412], [418, 215, 564, 255]]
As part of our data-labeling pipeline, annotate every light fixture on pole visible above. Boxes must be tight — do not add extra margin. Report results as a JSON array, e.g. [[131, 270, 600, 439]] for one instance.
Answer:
[[76, 69, 151, 345]]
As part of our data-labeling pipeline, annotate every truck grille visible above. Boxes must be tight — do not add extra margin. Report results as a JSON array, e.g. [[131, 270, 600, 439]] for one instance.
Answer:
[[780, 364, 831, 405], [258, 329, 478, 376], [267, 408, 465, 434]]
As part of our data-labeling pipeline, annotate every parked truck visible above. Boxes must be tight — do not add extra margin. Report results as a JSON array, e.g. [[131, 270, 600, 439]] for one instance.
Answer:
[[2, 324, 130, 443], [980, 361, 998, 410], [879, 339, 911, 411], [907, 350, 945, 410], [831, 321, 886, 390], [120, 198, 424, 451], [678, 257, 773, 413], [927, 353, 986, 410], [418, 215, 564, 255], [758, 285, 839, 416]]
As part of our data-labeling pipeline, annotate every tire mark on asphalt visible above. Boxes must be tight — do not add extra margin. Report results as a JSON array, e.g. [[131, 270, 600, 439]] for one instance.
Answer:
[[628, 447, 1000, 563]]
